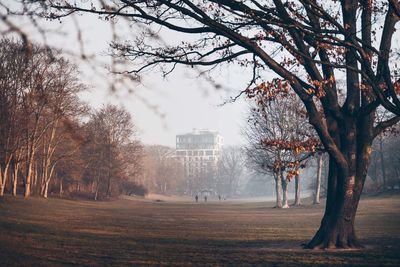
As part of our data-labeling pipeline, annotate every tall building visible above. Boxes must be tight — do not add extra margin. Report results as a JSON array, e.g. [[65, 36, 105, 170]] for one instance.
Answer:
[[175, 129, 223, 195]]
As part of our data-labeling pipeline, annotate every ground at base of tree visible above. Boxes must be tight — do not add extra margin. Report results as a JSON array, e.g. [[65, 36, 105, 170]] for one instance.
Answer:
[[0, 195, 399, 266]]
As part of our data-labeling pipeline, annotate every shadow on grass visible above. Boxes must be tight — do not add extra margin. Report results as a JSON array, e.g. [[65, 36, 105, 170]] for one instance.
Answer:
[[1, 221, 399, 267]]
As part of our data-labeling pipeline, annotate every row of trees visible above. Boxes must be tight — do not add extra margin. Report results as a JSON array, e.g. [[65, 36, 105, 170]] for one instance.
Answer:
[[0, 39, 86, 198], [0, 39, 145, 199], [140, 145, 185, 195], [138, 144, 246, 198], [0, 39, 256, 200]]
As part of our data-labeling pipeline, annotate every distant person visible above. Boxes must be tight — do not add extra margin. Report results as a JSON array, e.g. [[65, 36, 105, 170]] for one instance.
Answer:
[[195, 195, 198, 202], [204, 196, 207, 202], [218, 195, 221, 201]]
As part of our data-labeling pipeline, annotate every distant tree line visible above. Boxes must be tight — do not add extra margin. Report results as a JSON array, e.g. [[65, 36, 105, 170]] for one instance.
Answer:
[[368, 124, 400, 191], [0, 39, 145, 200], [137, 145, 246, 198]]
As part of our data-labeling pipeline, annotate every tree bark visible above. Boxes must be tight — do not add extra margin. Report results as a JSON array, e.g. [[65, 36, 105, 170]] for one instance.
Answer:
[[314, 153, 323, 204], [59, 177, 63, 197], [106, 177, 112, 197], [24, 147, 36, 198], [274, 171, 283, 208], [294, 173, 301, 206], [378, 136, 387, 189], [40, 173, 46, 196], [306, 110, 374, 249], [281, 174, 289, 209], [94, 175, 100, 201], [0, 166, 9, 197], [306, 167, 368, 249], [0, 158, 12, 196], [94, 184, 99, 201], [0, 184, 4, 197], [43, 181, 50, 199], [12, 163, 19, 196], [43, 163, 56, 199]]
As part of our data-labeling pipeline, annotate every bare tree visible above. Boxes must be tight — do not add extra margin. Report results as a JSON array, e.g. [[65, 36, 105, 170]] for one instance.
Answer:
[[217, 146, 245, 197], [83, 104, 142, 199], [313, 152, 324, 204], [244, 94, 317, 208], [142, 145, 185, 195]]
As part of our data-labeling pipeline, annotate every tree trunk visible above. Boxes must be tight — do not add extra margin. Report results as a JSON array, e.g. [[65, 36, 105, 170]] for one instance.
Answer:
[[40, 174, 46, 196], [0, 159, 11, 197], [24, 152, 35, 198], [274, 171, 283, 208], [42, 163, 56, 198], [307, 157, 354, 248], [33, 164, 38, 195], [12, 149, 22, 197], [94, 184, 99, 201], [91, 181, 95, 193], [106, 176, 111, 197], [294, 173, 301, 206], [12, 163, 19, 196], [281, 174, 289, 209], [43, 181, 50, 199], [306, 113, 373, 249], [0, 168, 7, 197], [378, 137, 387, 190], [0, 184, 4, 197], [314, 153, 323, 204], [94, 176, 100, 201], [59, 177, 64, 197]]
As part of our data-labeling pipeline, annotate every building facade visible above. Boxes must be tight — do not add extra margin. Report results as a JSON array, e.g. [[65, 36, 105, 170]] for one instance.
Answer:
[[175, 129, 223, 195]]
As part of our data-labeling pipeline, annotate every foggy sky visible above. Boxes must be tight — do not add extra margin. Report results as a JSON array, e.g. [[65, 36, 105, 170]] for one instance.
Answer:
[[16, 11, 250, 147]]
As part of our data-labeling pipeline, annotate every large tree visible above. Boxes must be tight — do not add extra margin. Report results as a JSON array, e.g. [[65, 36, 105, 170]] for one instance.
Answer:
[[26, 0, 400, 249]]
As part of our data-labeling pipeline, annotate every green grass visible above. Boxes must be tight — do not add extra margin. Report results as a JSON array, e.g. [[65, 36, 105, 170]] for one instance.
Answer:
[[0, 195, 399, 266]]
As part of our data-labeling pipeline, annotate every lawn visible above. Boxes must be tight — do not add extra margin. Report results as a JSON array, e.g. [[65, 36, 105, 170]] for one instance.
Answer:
[[0, 194, 399, 266]]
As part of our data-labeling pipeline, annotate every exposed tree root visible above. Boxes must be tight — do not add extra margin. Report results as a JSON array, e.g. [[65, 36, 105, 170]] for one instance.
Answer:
[[304, 231, 365, 250]]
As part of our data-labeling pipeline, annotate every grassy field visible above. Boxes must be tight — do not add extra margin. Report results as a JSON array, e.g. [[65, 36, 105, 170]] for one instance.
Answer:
[[0, 195, 399, 266]]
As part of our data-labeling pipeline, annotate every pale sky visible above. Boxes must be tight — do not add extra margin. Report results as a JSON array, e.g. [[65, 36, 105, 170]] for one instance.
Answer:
[[8, 9, 251, 147]]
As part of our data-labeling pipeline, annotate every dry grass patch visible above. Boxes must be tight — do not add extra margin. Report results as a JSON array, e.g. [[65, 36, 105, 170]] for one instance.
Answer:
[[0, 194, 399, 266]]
